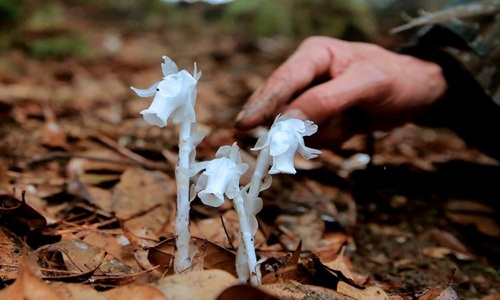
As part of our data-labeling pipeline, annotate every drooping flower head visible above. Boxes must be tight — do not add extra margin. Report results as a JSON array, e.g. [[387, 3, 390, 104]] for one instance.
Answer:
[[195, 143, 248, 207], [131, 56, 202, 127], [252, 115, 321, 174]]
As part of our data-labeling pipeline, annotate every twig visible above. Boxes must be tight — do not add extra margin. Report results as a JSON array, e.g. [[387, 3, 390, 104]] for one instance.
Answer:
[[220, 215, 236, 251], [89, 132, 161, 166], [22, 151, 172, 172]]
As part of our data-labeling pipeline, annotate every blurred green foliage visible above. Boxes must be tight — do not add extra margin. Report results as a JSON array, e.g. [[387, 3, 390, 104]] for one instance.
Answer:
[[29, 35, 89, 60], [220, 0, 379, 41], [0, 1, 91, 60], [0, 0, 394, 60], [0, 0, 22, 26]]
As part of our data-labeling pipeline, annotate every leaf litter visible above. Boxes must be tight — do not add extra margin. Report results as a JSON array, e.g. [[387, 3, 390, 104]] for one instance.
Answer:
[[0, 2, 499, 299]]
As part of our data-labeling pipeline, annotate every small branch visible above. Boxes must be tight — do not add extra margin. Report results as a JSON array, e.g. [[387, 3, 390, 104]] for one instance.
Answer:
[[22, 151, 172, 172]]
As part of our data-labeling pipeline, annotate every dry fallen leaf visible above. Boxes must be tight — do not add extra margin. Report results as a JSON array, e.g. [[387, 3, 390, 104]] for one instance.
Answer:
[[315, 232, 352, 262], [0, 193, 47, 236], [112, 167, 176, 239], [336, 282, 388, 300], [148, 237, 237, 277], [322, 247, 354, 282], [49, 278, 168, 300], [65, 148, 132, 186], [152, 269, 238, 300], [418, 284, 458, 300], [83, 231, 143, 272], [261, 241, 304, 285], [42, 106, 69, 150], [0, 260, 63, 300], [275, 210, 325, 251], [0, 227, 25, 281], [217, 284, 279, 300], [445, 200, 500, 238], [261, 283, 353, 300], [33, 239, 136, 283]]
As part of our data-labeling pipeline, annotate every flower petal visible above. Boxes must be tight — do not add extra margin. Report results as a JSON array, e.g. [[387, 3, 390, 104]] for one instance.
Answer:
[[198, 191, 225, 207], [224, 176, 240, 199], [140, 91, 179, 127], [157, 75, 183, 97], [303, 120, 318, 136], [269, 130, 291, 156], [269, 145, 297, 174], [130, 81, 160, 98], [140, 109, 167, 127], [193, 62, 202, 81], [295, 132, 322, 159], [161, 56, 179, 76]]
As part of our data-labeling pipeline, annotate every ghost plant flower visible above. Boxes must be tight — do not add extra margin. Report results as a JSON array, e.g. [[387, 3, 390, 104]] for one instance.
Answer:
[[195, 143, 248, 207], [131, 55, 202, 127], [252, 115, 322, 174], [131, 56, 203, 273], [235, 115, 321, 285]]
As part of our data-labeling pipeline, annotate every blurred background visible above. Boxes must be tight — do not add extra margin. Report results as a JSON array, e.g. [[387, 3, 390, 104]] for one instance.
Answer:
[[0, 0, 450, 163], [2, 2, 500, 298], [0, 0, 451, 61]]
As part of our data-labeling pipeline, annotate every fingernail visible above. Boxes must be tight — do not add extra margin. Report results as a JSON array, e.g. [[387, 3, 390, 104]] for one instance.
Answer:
[[284, 109, 309, 121], [235, 109, 246, 123]]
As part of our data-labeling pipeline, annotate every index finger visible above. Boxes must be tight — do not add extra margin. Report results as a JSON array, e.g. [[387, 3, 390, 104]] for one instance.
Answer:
[[235, 37, 341, 129]]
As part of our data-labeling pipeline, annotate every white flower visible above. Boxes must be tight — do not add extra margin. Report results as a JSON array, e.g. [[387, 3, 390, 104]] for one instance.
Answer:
[[195, 143, 248, 207], [130, 56, 202, 127], [252, 115, 321, 174]]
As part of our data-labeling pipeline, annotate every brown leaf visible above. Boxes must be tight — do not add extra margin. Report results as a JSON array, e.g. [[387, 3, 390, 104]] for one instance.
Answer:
[[152, 269, 238, 300], [191, 210, 266, 250], [315, 232, 351, 262], [48, 281, 168, 300], [418, 284, 458, 300], [42, 106, 69, 150], [337, 281, 388, 300], [322, 247, 353, 281], [260, 242, 309, 285], [120, 224, 160, 273], [217, 284, 279, 300], [192, 210, 240, 249], [83, 231, 142, 272], [429, 229, 468, 253], [275, 210, 325, 251], [66, 149, 130, 184], [0, 227, 25, 281], [102, 284, 168, 300], [260, 283, 354, 300], [148, 237, 237, 277], [112, 168, 175, 239], [0, 261, 63, 300], [33, 239, 134, 282], [445, 200, 500, 238], [0, 193, 47, 236], [48, 282, 104, 300]]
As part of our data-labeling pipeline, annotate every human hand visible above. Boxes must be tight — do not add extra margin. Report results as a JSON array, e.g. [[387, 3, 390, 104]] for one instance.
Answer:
[[235, 36, 447, 147]]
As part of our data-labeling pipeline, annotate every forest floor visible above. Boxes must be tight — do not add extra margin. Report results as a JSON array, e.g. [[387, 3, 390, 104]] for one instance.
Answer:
[[0, 2, 499, 299]]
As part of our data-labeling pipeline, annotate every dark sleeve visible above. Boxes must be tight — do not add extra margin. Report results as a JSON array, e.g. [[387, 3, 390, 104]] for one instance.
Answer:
[[395, 3, 500, 160]]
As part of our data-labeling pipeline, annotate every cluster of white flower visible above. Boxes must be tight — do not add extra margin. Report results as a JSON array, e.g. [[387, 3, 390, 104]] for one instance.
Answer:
[[131, 56, 321, 285]]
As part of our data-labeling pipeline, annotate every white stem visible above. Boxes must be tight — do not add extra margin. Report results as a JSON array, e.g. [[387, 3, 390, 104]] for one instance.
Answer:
[[174, 121, 193, 272], [234, 146, 270, 285], [233, 193, 260, 286], [249, 147, 270, 200]]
